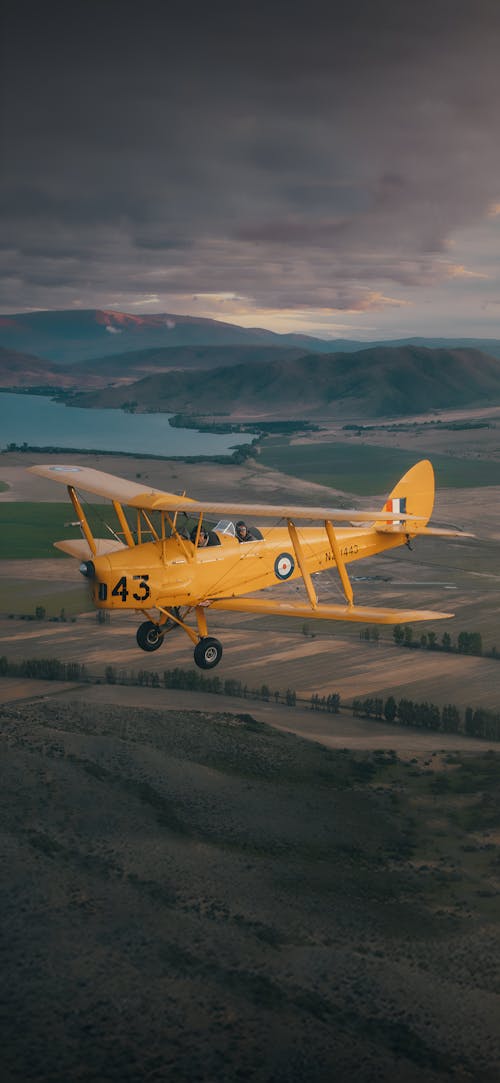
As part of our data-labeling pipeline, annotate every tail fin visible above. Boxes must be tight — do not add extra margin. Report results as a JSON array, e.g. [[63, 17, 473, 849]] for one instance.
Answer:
[[374, 459, 434, 532]]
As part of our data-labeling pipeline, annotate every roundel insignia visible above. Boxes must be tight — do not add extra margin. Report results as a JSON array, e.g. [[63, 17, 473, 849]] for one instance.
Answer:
[[274, 552, 295, 580], [49, 465, 82, 472]]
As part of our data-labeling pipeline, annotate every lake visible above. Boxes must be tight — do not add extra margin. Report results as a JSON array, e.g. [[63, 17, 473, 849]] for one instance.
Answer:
[[0, 393, 256, 457]]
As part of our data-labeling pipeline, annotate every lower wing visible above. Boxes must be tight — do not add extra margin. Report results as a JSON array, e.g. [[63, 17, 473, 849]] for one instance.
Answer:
[[208, 597, 452, 624]]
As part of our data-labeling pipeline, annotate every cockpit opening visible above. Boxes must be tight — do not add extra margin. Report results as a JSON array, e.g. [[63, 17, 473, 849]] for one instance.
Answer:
[[213, 519, 263, 542]]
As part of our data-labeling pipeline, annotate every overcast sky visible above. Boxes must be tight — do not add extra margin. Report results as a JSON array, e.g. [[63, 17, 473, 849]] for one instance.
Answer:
[[1, 0, 500, 339]]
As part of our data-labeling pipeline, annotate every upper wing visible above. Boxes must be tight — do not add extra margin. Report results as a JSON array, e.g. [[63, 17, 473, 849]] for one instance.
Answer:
[[28, 464, 196, 506], [136, 495, 424, 523], [29, 464, 424, 524]]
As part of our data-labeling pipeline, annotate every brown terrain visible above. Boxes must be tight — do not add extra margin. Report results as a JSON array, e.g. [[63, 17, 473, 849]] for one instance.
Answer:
[[1, 683, 499, 1083], [291, 405, 500, 463], [1, 422, 499, 1082], [0, 347, 75, 388]]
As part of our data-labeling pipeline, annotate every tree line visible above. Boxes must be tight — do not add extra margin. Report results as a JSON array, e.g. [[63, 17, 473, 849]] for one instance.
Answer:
[[0, 656, 294, 705], [392, 624, 498, 658], [0, 656, 84, 681], [352, 695, 500, 742], [1, 655, 498, 741]]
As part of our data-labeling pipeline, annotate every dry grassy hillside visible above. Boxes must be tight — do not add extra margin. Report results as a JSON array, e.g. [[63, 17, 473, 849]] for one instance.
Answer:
[[1, 697, 499, 1082], [72, 346, 500, 418]]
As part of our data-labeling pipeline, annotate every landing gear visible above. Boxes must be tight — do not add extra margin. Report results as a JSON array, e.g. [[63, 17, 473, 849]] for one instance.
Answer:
[[136, 613, 223, 669], [136, 621, 165, 652], [164, 606, 183, 631], [193, 636, 223, 670]]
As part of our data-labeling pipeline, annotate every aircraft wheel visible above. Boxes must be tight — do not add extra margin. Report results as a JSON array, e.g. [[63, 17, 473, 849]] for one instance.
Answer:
[[136, 621, 165, 652], [193, 636, 223, 670]]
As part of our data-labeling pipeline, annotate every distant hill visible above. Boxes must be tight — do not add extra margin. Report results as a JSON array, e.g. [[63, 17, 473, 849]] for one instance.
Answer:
[[370, 336, 500, 360], [0, 347, 106, 389], [0, 347, 72, 388], [71, 343, 309, 381], [2, 308, 500, 366], [72, 346, 500, 419], [0, 309, 333, 364]]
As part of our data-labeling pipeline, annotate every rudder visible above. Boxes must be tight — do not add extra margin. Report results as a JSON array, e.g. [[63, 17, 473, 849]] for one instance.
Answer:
[[375, 459, 435, 530]]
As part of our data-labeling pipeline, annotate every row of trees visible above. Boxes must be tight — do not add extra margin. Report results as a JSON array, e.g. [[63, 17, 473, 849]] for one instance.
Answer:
[[359, 625, 496, 658], [352, 695, 500, 741], [310, 693, 340, 713], [105, 664, 297, 704], [0, 655, 290, 703], [3, 441, 257, 467], [392, 624, 497, 658], [1, 655, 498, 742], [0, 657, 84, 681]]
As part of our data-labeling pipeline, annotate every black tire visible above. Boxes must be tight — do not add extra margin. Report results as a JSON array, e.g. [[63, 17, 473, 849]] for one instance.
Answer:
[[136, 621, 164, 652], [193, 636, 223, 670]]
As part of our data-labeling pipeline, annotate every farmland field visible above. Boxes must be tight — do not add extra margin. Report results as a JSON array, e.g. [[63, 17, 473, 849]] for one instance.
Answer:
[[1, 435, 499, 1082], [259, 440, 500, 494], [0, 439, 499, 711], [0, 502, 108, 559], [0, 580, 89, 618]]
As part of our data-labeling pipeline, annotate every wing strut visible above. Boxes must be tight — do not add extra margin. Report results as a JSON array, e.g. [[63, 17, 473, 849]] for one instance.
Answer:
[[325, 519, 354, 607], [286, 518, 355, 610], [112, 501, 135, 547], [162, 512, 194, 562], [67, 486, 96, 557], [287, 520, 317, 608]]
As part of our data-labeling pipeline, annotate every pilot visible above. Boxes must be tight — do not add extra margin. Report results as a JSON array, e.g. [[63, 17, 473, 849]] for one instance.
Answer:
[[235, 520, 254, 543], [190, 526, 209, 547]]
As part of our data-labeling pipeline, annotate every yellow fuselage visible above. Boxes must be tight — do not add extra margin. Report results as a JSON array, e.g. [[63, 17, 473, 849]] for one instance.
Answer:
[[87, 525, 405, 613]]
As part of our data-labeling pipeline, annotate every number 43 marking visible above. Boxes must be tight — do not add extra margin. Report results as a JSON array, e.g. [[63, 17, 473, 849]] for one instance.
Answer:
[[111, 575, 150, 602]]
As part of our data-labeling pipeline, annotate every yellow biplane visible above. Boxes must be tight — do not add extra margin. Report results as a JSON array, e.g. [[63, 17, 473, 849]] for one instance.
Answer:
[[30, 459, 470, 670]]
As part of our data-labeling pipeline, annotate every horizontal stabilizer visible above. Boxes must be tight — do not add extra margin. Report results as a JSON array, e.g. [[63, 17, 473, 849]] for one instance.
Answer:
[[209, 597, 453, 624], [54, 538, 126, 559], [417, 525, 475, 538], [376, 525, 474, 538]]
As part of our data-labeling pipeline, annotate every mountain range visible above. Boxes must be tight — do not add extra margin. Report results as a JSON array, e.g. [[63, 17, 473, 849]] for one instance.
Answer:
[[0, 309, 332, 363], [70, 346, 500, 419], [1, 308, 500, 363], [1, 310, 500, 419]]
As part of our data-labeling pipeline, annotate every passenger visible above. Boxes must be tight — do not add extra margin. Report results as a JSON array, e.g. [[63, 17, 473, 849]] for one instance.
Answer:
[[235, 520, 255, 543]]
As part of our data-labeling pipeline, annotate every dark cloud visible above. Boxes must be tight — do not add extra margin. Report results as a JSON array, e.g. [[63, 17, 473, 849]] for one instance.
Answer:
[[1, 0, 499, 331]]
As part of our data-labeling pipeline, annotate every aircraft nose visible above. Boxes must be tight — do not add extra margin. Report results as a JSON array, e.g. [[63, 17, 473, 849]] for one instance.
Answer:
[[79, 560, 95, 578]]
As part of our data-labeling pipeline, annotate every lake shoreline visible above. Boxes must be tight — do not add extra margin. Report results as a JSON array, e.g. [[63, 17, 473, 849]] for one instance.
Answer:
[[1, 442, 251, 464], [0, 391, 258, 459]]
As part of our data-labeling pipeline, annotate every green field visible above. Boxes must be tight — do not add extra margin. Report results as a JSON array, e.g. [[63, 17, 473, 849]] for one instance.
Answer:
[[0, 503, 109, 559], [0, 581, 90, 618], [259, 441, 500, 494]]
